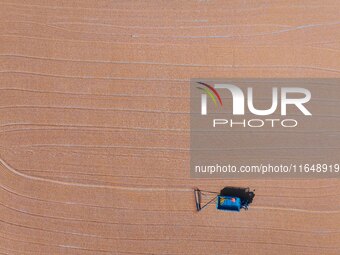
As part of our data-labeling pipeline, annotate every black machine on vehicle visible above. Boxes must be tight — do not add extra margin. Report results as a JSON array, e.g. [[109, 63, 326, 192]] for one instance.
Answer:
[[194, 186, 255, 212]]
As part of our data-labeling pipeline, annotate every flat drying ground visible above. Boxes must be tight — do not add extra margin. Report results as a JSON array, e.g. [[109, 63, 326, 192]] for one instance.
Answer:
[[0, 1, 339, 254]]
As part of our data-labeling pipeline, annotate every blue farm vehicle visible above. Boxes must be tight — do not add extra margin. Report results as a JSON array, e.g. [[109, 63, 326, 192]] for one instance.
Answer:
[[194, 187, 255, 212]]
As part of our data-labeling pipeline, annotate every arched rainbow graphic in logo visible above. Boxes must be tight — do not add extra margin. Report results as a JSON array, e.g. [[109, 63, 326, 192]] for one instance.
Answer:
[[196, 82, 223, 107]]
